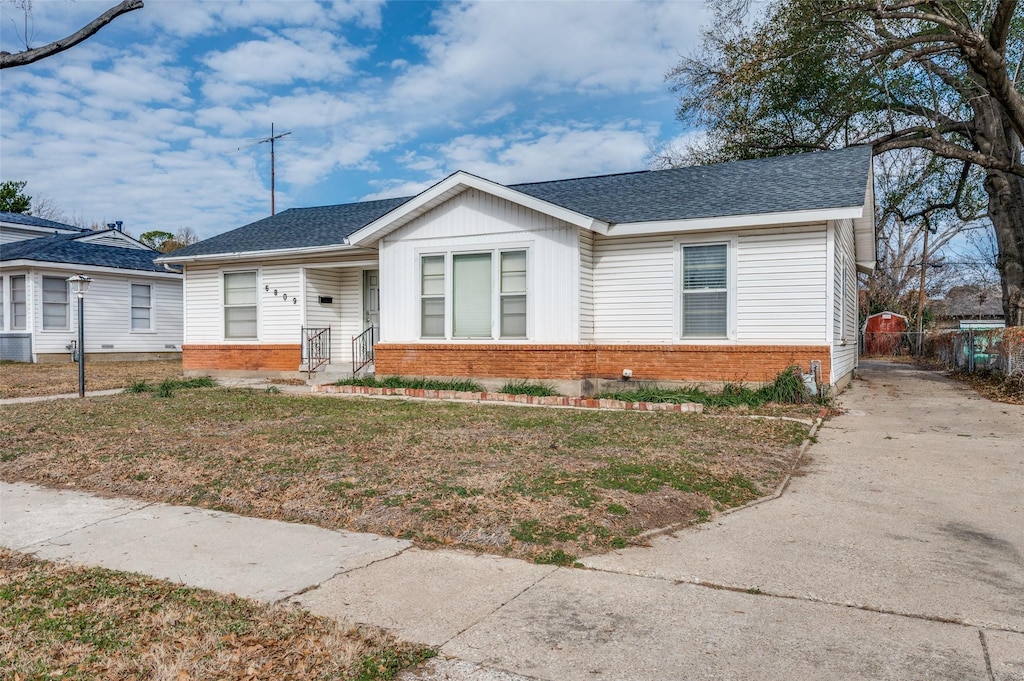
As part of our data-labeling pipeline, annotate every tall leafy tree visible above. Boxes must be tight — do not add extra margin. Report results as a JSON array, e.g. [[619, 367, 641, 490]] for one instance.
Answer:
[[0, 180, 31, 213], [668, 0, 1024, 324]]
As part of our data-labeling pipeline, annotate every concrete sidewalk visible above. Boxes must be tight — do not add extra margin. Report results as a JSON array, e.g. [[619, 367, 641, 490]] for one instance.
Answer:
[[2, 361, 1023, 680]]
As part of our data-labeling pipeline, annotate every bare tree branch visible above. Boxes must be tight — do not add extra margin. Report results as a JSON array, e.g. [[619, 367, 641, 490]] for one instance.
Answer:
[[0, 0, 143, 69]]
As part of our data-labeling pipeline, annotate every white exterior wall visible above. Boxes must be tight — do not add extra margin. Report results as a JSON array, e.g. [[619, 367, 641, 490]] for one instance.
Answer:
[[0, 267, 182, 358], [592, 224, 829, 346], [379, 188, 580, 343], [830, 218, 859, 382], [592, 233, 676, 342], [304, 267, 363, 364], [579, 228, 595, 343], [0, 224, 81, 244], [183, 254, 373, 360], [735, 225, 828, 343]]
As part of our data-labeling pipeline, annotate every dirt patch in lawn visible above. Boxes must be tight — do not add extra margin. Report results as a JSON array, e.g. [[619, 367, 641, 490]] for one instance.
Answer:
[[0, 359, 186, 399], [0, 389, 810, 564], [0, 549, 433, 680]]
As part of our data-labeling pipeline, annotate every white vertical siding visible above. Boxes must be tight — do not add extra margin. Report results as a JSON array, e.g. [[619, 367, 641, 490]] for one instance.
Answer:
[[579, 228, 594, 342], [735, 225, 828, 343], [831, 218, 858, 382], [379, 188, 580, 343], [20, 267, 182, 356], [592, 233, 676, 343]]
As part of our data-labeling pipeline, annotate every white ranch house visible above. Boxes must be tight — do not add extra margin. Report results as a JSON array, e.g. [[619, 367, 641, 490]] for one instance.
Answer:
[[0, 212, 183, 363], [159, 146, 875, 394]]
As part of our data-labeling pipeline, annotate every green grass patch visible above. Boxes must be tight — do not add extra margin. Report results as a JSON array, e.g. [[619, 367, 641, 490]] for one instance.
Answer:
[[126, 376, 217, 398], [335, 376, 485, 392], [600, 366, 816, 407], [498, 380, 560, 397]]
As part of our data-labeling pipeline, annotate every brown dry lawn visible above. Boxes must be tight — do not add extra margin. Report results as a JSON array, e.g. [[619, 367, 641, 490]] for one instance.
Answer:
[[0, 386, 810, 563], [0, 359, 186, 399], [0, 549, 433, 680]]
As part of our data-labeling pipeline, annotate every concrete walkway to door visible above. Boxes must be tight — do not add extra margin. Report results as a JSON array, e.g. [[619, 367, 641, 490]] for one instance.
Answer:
[[3, 361, 1022, 680]]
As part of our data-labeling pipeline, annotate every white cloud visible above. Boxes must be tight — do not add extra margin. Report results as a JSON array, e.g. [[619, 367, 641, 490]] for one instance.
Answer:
[[202, 30, 365, 85]]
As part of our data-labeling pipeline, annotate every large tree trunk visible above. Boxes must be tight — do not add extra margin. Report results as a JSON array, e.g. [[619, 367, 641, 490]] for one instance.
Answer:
[[974, 91, 1024, 326], [986, 167, 1024, 326]]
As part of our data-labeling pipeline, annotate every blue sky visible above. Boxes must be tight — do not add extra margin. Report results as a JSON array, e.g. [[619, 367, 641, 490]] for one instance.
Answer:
[[0, 1, 707, 240]]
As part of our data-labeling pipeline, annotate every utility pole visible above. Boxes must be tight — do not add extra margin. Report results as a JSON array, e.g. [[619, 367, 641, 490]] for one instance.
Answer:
[[916, 213, 935, 354], [261, 123, 291, 215]]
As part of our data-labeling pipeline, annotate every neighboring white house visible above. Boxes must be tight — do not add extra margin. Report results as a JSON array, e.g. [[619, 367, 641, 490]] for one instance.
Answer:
[[159, 146, 875, 393], [0, 212, 183, 362]]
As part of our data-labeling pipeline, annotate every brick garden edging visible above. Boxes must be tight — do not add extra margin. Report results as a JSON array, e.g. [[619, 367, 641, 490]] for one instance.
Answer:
[[311, 384, 704, 413]]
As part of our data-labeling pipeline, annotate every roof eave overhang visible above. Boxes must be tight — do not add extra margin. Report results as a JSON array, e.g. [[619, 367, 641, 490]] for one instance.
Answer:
[[0, 258, 182, 278], [605, 205, 865, 237], [157, 241, 363, 265], [348, 171, 609, 247], [853, 165, 876, 273]]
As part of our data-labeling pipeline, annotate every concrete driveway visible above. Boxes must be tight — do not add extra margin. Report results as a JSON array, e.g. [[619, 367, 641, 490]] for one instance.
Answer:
[[3, 361, 1022, 680]]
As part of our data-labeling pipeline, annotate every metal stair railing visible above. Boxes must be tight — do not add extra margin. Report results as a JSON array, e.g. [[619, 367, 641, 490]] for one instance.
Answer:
[[352, 325, 378, 376], [302, 327, 331, 377]]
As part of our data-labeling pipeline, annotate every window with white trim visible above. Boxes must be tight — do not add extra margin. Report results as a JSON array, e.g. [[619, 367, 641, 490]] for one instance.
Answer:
[[131, 283, 153, 331], [420, 255, 445, 338], [419, 249, 528, 340], [42, 276, 69, 330], [10, 276, 26, 330], [681, 243, 728, 338], [500, 251, 527, 338], [0, 278, 4, 329], [223, 271, 257, 339]]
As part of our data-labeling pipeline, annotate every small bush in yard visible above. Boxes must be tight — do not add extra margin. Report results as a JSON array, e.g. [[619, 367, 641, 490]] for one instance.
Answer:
[[600, 366, 817, 407], [499, 380, 560, 397]]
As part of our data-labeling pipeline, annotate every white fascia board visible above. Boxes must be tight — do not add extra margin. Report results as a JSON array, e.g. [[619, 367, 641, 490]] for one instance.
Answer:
[[157, 242, 362, 264], [852, 168, 876, 273], [0, 259, 182, 279], [604, 205, 865, 237], [348, 171, 608, 247]]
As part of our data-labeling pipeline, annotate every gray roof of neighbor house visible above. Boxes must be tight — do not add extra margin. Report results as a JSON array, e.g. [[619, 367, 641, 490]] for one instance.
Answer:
[[165, 145, 872, 259], [0, 232, 175, 274], [0, 211, 91, 232]]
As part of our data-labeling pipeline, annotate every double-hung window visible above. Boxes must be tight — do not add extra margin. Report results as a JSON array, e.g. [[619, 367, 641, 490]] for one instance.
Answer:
[[42, 276, 69, 330], [0, 278, 4, 329], [223, 271, 257, 339], [420, 249, 528, 340], [499, 251, 527, 338], [10, 276, 26, 330], [131, 283, 153, 331], [681, 244, 728, 338], [420, 256, 445, 338]]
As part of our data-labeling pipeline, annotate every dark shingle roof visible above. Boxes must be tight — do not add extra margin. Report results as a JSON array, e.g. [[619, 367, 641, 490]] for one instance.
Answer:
[[510, 145, 872, 224], [0, 233, 174, 273], [0, 211, 91, 232], [168, 197, 411, 259], [167, 146, 872, 259]]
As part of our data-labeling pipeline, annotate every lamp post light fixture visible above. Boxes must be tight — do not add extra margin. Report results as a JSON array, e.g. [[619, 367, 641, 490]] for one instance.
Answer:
[[67, 275, 92, 398]]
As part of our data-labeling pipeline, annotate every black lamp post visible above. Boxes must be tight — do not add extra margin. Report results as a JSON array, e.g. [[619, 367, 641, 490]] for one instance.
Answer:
[[67, 275, 92, 397]]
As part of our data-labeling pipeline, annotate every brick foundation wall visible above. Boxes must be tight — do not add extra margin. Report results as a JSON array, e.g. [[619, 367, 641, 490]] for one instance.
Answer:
[[374, 344, 832, 385], [182, 344, 302, 372]]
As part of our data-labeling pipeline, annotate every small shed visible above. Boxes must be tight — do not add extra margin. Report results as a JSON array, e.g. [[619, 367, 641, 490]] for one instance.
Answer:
[[863, 311, 909, 355]]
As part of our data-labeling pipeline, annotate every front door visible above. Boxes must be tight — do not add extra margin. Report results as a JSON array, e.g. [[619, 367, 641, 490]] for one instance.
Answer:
[[363, 270, 380, 333]]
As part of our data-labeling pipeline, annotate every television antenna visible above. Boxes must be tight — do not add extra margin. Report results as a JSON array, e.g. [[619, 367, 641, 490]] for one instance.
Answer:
[[226, 123, 292, 215]]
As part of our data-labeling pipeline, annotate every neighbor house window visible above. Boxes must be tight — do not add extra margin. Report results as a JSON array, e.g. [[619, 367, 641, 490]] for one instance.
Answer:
[[0, 278, 4, 329], [420, 255, 445, 338], [10, 276, 26, 330], [223, 271, 257, 339], [500, 250, 527, 338], [131, 283, 152, 331], [41, 276, 69, 330], [453, 253, 493, 337], [681, 244, 728, 338]]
